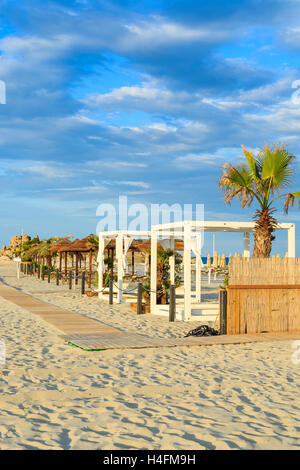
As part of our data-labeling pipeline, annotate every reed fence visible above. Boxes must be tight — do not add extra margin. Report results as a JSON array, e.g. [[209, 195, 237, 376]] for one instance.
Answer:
[[227, 258, 300, 334]]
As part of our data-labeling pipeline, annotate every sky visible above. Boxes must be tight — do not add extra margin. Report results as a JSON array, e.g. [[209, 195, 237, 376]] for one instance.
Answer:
[[0, 0, 300, 255]]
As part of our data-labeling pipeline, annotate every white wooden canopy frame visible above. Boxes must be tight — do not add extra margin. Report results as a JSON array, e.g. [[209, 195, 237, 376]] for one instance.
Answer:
[[98, 221, 295, 321]]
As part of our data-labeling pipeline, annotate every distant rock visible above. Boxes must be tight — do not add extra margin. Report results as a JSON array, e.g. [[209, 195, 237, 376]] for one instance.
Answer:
[[0, 255, 12, 262], [0, 233, 31, 259]]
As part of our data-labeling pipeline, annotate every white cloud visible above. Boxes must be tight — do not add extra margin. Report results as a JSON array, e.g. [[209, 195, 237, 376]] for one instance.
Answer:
[[102, 180, 150, 189], [202, 97, 244, 110], [121, 181, 150, 189], [284, 27, 300, 48], [124, 16, 231, 47], [175, 147, 248, 168], [16, 164, 73, 179], [45, 186, 107, 193], [148, 122, 177, 132], [176, 152, 224, 168], [86, 160, 147, 169], [105, 161, 147, 168], [84, 82, 193, 116], [0, 160, 95, 179]]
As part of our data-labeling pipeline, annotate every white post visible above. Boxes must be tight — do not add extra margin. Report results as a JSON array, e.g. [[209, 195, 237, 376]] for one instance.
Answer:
[[288, 224, 296, 258], [243, 232, 250, 258], [169, 238, 175, 285], [184, 223, 192, 321], [13, 257, 21, 279], [144, 253, 149, 276], [196, 255, 201, 302], [208, 267, 211, 285], [17, 261, 20, 279], [150, 230, 157, 313], [116, 232, 123, 303], [97, 236, 105, 295]]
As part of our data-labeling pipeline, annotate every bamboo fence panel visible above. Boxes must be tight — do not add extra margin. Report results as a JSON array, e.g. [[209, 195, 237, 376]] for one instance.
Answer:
[[227, 257, 300, 334]]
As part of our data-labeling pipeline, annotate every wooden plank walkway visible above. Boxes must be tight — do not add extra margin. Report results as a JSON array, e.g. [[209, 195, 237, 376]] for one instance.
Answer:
[[61, 331, 300, 351], [0, 282, 299, 351]]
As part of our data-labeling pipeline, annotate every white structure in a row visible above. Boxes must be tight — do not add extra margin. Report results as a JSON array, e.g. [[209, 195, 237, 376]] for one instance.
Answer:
[[97, 220, 295, 321]]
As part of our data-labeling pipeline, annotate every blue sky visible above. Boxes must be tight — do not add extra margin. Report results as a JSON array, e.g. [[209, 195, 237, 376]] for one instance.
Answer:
[[0, 0, 300, 255]]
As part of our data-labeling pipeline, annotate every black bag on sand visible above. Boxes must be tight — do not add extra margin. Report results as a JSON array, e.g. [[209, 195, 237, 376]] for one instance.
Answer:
[[184, 325, 220, 337]]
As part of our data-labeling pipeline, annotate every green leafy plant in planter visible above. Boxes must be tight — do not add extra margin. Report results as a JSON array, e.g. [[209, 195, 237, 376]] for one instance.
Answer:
[[104, 256, 114, 271], [103, 256, 116, 282], [142, 278, 150, 306], [92, 272, 99, 287], [148, 246, 182, 304], [104, 273, 110, 287], [219, 275, 229, 290]]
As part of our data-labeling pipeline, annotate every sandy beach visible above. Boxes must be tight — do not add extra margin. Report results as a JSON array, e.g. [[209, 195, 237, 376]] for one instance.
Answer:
[[0, 262, 299, 450]]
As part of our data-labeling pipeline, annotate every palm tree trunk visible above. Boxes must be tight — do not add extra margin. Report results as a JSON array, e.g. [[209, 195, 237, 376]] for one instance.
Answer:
[[253, 231, 273, 257], [253, 209, 277, 258]]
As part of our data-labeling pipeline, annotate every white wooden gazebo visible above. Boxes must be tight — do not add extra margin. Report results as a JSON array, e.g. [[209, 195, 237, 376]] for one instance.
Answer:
[[97, 221, 295, 321]]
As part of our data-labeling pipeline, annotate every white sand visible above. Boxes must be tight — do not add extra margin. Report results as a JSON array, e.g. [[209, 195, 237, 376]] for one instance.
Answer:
[[0, 262, 299, 450]]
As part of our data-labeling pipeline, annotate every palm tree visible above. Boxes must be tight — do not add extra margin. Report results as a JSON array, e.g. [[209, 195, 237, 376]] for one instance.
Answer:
[[88, 234, 114, 278], [219, 144, 300, 257], [28, 236, 72, 267], [147, 246, 181, 303], [16, 236, 40, 261], [88, 234, 98, 250]]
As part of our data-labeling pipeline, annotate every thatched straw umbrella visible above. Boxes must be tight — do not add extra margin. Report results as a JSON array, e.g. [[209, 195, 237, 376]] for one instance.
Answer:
[[221, 253, 226, 268], [213, 250, 218, 268], [207, 254, 211, 268], [66, 235, 97, 287], [131, 239, 184, 275], [53, 239, 80, 276], [50, 239, 72, 272]]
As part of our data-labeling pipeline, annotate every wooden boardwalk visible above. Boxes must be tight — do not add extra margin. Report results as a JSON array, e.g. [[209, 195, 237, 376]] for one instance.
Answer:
[[0, 282, 299, 351]]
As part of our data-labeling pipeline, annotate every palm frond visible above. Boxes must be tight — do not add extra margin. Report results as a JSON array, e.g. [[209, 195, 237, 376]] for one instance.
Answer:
[[260, 144, 295, 191], [241, 145, 261, 183], [219, 163, 255, 208], [88, 234, 99, 248], [284, 191, 300, 214]]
